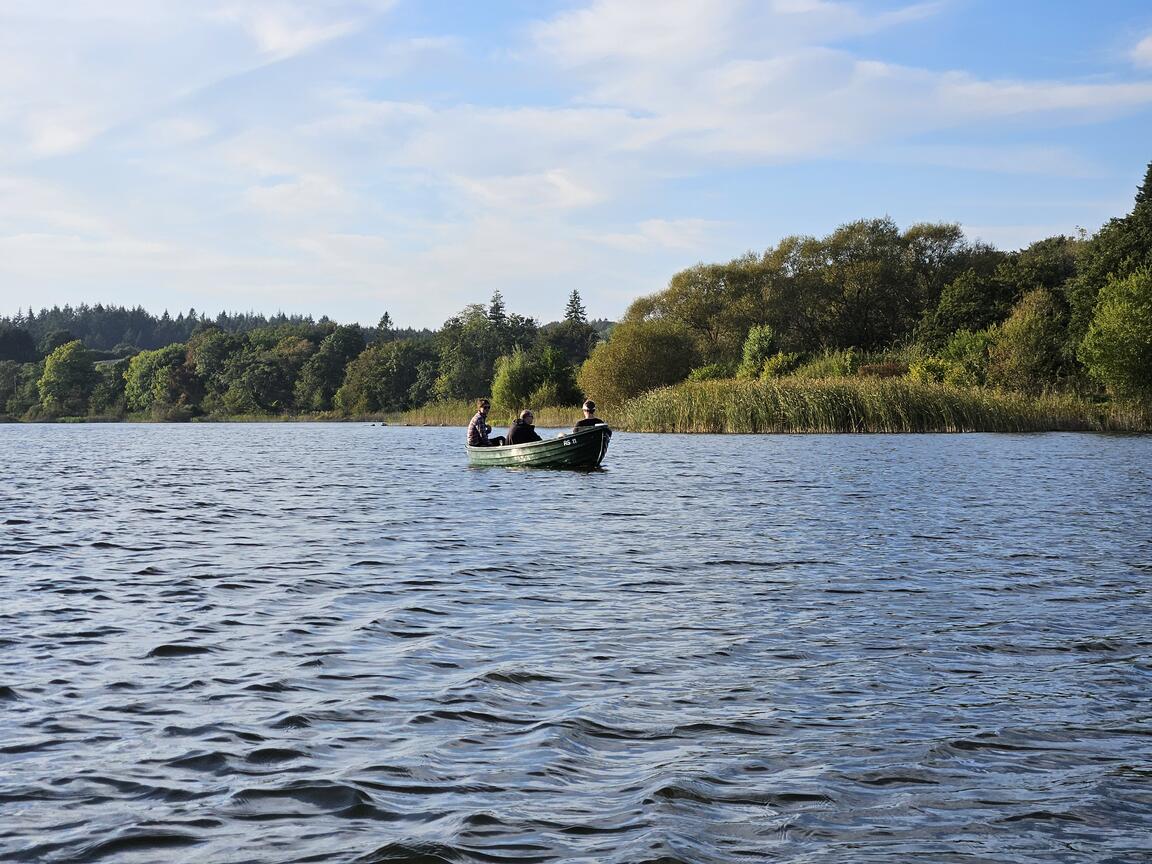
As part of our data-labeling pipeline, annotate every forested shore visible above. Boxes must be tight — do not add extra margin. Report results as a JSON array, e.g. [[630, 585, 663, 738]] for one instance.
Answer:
[[3, 164, 1151, 433]]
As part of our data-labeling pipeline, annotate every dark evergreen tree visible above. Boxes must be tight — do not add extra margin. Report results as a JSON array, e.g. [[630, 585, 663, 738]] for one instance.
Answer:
[[564, 289, 587, 324], [1066, 161, 1152, 348], [0, 326, 36, 362], [487, 290, 507, 325]]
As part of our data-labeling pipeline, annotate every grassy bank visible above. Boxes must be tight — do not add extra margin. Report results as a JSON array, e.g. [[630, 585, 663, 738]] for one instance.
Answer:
[[612, 378, 1149, 433], [10, 382, 1146, 432]]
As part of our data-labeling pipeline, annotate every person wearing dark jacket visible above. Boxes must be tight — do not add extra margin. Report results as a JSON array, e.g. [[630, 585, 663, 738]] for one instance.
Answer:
[[507, 410, 542, 445], [573, 399, 607, 431]]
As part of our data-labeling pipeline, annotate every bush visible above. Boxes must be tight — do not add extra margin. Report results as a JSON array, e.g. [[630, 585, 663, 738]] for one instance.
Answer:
[[907, 357, 951, 384], [688, 363, 736, 382], [938, 327, 996, 387], [791, 348, 858, 379], [491, 347, 540, 410], [736, 325, 776, 379], [1079, 268, 1152, 406], [987, 288, 1066, 393], [760, 352, 802, 379]]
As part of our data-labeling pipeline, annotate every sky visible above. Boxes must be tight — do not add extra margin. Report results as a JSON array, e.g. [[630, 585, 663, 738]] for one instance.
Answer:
[[1, 0, 1151, 330]]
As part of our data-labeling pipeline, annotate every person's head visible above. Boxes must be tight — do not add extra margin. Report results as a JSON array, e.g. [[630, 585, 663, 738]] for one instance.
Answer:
[[582, 399, 596, 415], [477, 398, 491, 415], [519, 409, 534, 424]]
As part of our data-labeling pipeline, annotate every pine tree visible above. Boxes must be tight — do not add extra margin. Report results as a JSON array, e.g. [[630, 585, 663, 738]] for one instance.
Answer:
[[564, 289, 587, 324], [1066, 160, 1152, 348], [488, 290, 507, 325]]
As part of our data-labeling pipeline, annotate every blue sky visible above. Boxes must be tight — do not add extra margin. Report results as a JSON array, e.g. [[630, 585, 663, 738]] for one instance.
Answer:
[[1, 0, 1151, 329]]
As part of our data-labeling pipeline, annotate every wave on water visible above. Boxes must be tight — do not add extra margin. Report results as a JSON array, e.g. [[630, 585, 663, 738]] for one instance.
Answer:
[[1, 425, 1150, 863]]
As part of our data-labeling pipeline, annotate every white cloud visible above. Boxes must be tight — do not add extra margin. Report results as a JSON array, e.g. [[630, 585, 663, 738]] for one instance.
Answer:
[[0, 2, 394, 160], [1132, 33, 1152, 68], [590, 218, 717, 251], [526, 2, 1152, 166], [879, 144, 1097, 177], [1, 0, 1149, 327], [453, 170, 605, 211], [245, 173, 353, 218], [212, 1, 394, 59]]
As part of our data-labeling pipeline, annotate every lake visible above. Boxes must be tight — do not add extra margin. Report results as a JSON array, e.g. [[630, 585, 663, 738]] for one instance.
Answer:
[[1, 424, 1150, 863]]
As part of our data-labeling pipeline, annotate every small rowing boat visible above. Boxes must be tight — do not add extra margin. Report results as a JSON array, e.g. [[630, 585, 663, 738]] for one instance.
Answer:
[[466, 424, 611, 470]]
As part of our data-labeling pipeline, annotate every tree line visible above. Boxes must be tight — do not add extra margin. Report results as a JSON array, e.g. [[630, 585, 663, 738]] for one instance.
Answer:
[[0, 291, 610, 420], [577, 162, 1152, 411], [3, 162, 1150, 421]]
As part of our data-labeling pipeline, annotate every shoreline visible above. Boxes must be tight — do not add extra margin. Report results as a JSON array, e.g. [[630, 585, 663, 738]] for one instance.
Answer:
[[4, 378, 1149, 434]]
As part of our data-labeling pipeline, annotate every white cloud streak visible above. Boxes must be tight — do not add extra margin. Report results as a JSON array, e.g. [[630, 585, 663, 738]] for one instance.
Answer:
[[1133, 33, 1152, 68], [0, 0, 1149, 326]]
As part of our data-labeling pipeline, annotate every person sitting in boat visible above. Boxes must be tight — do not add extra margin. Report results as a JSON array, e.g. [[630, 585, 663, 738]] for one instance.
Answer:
[[573, 399, 608, 432], [507, 409, 542, 445], [467, 398, 505, 447]]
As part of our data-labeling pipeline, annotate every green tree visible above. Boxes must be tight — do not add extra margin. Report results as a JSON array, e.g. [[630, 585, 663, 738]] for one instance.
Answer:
[[89, 360, 129, 417], [760, 234, 838, 352], [736, 324, 776, 378], [38, 340, 99, 414], [916, 268, 1013, 351], [434, 304, 537, 401], [39, 329, 77, 357], [903, 222, 983, 312], [491, 347, 541, 410], [1078, 268, 1152, 405], [537, 319, 600, 366], [0, 326, 36, 362], [938, 327, 997, 387], [220, 336, 312, 414], [0, 360, 21, 414], [577, 319, 696, 405], [4, 361, 43, 417], [488, 290, 507, 325], [987, 289, 1066, 393], [294, 325, 366, 411], [335, 339, 439, 414], [1066, 162, 1152, 348], [821, 217, 914, 350], [564, 289, 587, 324], [532, 346, 582, 406], [632, 253, 768, 364], [186, 327, 245, 396], [124, 344, 199, 414]]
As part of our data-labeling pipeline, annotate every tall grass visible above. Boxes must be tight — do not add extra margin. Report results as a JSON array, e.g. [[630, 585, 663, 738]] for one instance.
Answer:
[[613, 377, 1143, 433]]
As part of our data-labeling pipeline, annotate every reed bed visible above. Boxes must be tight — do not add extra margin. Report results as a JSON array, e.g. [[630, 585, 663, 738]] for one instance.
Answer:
[[613, 378, 1143, 433]]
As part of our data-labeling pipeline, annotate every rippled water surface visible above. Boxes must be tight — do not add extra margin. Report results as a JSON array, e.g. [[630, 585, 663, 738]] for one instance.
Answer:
[[1, 424, 1150, 863]]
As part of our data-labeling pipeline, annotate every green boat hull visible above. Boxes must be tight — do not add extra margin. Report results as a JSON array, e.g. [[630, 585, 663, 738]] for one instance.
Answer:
[[466, 424, 611, 470]]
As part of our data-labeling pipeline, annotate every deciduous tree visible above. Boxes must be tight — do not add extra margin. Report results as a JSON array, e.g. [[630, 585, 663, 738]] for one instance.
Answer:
[[987, 289, 1067, 394], [1079, 268, 1152, 405], [38, 340, 98, 414], [577, 319, 696, 405]]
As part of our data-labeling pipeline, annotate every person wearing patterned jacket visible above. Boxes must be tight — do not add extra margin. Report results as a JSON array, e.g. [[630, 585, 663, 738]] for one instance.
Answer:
[[467, 398, 505, 447]]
